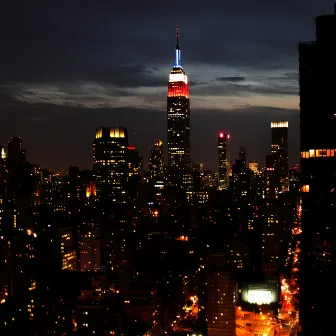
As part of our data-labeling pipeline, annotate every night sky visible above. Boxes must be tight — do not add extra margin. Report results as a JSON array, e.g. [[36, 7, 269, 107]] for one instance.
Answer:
[[0, 1, 332, 171]]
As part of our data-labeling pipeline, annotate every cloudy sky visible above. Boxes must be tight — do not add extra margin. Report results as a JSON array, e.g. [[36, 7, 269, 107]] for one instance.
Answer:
[[0, 0, 333, 170]]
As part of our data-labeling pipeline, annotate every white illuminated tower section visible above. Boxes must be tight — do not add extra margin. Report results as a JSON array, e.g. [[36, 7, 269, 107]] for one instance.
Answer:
[[167, 24, 191, 187]]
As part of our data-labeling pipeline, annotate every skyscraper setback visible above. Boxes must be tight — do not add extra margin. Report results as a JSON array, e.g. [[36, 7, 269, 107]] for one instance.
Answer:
[[167, 25, 191, 188], [299, 5, 336, 335], [271, 121, 289, 192]]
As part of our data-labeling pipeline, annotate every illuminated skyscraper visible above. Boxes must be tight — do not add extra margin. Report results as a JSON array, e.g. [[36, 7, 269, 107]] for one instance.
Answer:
[[299, 5, 336, 334], [93, 127, 128, 206], [127, 145, 143, 185], [261, 155, 280, 276], [271, 121, 289, 192], [248, 161, 259, 174], [167, 25, 191, 188], [149, 139, 164, 189], [218, 132, 230, 190]]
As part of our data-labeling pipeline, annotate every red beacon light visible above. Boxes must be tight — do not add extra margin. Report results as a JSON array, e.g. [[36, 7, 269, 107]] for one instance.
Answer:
[[219, 132, 230, 139]]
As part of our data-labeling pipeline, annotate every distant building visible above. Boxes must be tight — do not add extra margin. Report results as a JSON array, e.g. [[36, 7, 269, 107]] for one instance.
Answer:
[[271, 121, 289, 192], [93, 127, 128, 206], [217, 132, 230, 190], [207, 255, 235, 336], [60, 228, 76, 271], [7, 136, 26, 172], [127, 145, 143, 184], [80, 237, 102, 272], [238, 147, 246, 167], [149, 139, 164, 189], [248, 161, 259, 174], [261, 154, 281, 275]]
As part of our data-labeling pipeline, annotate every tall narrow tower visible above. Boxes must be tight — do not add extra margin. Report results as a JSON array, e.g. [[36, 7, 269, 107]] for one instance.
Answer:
[[167, 24, 191, 188], [218, 132, 230, 190], [271, 121, 289, 192]]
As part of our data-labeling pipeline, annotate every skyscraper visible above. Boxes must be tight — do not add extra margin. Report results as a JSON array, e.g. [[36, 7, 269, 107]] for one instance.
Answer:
[[207, 255, 236, 336], [218, 132, 230, 190], [127, 145, 143, 185], [271, 121, 289, 192], [7, 136, 26, 173], [149, 139, 164, 189], [238, 146, 246, 167], [93, 127, 128, 206], [261, 154, 280, 276], [167, 25, 191, 188], [299, 5, 336, 335], [248, 161, 259, 175]]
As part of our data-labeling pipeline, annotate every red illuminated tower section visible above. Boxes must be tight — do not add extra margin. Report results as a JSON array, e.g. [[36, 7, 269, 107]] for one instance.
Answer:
[[167, 24, 191, 188], [218, 132, 230, 190]]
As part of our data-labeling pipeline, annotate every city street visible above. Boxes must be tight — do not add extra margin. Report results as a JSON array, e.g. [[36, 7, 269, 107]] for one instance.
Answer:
[[236, 311, 290, 336]]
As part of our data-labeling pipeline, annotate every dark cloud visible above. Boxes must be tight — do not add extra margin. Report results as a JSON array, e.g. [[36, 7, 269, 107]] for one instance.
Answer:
[[216, 77, 246, 83], [0, 0, 331, 169], [192, 82, 298, 97], [0, 0, 332, 85]]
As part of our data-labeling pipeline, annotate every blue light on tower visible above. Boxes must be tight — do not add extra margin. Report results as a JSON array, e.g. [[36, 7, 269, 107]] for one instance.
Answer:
[[174, 48, 182, 68]]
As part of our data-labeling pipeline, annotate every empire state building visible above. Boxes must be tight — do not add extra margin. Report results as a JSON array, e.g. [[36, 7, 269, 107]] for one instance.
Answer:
[[167, 25, 191, 188]]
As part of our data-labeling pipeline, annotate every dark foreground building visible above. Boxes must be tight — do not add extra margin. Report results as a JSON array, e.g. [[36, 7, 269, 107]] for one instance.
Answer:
[[299, 4, 336, 335]]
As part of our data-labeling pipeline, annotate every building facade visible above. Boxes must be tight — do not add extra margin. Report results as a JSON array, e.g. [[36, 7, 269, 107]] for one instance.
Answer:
[[271, 121, 289, 192], [299, 5, 336, 335], [149, 139, 164, 189], [93, 127, 128, 206], [167, 25, 191, 188], [218, 132, 230, 190], [207, 255, 236, 336]]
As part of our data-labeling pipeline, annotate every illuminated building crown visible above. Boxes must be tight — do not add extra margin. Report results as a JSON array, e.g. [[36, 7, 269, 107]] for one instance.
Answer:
[[168, 23, 189, 98]]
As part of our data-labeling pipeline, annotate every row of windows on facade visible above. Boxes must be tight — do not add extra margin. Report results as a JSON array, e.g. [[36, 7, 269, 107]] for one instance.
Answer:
[[301, 149, 336, 158]]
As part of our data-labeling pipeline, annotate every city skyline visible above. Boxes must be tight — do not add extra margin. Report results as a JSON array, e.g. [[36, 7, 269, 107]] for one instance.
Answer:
[[0, 1, 331, 170]]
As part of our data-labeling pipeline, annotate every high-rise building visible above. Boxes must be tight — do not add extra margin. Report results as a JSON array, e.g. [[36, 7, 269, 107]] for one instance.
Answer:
[[127, 145, 143, 185], [218, 132, 230, 190], [60, 228, 76, 271], [7, 136, 26, 172], [207, 255, 236, 336], [149, 140, 164, 189], [0, 146, 7, 233], [93, 127, 128, 206], [299, 5, 336, 334], [271, 121, 289, 192], [261, 155, 280, 276], [80, 238, 101, 272], [167, 25, 191, 188], [248, 161, 259, 174], [238, 146, 246, 167], [0, 146, 8, 303]]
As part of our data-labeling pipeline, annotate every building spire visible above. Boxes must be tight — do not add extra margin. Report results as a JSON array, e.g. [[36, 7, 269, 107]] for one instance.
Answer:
[[176, 22, 180, 49], [174, 22, 182, 68]]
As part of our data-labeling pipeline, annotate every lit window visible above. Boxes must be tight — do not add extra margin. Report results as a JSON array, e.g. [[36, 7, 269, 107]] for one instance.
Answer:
[[301, 185, 310, 193]]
